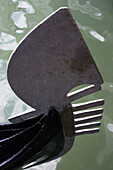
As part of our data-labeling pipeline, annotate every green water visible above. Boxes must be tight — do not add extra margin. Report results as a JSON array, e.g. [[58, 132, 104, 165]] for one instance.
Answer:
[[0, 0, 113, 170]]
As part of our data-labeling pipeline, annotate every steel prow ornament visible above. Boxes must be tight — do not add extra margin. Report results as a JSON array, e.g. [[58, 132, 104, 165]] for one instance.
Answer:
[[0, 7, 104, 170]]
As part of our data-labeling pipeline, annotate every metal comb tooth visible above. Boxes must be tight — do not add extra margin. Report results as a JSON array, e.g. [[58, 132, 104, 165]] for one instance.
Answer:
[[66, 82, 104, 136], [67, 85, 101, 103], [73, 107, 103, 135], [73, 108, 103, 118], [67, 85, 95, 97], [74, 114, 102, 124], [73, 105, 102, 136], [72, 99, 104, 111], [75, 121, 101, 130], [75, 128, 100, 136]]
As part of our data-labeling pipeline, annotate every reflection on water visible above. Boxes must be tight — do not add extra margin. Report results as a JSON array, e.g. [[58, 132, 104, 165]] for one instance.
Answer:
[[18, 1, 35, 14], [0, 32, 17, 50], [11, 11, 28, 29], [96, 82, 113, 167], [68, 0, 102, 20], [90, 30, 105, 42], [11, 0, 35, 30], [77, 22, 105, 42], [16, 29, 24, 34], [0, 59, 7, 80], [11, 0, 53, 36], [31, 0, 53, 17], [12, 0, 18, 2], [22, 158, 61, 170], [107, 123, 113, 133], [0, 0, 53, 57], [97, 115, 113, 166]]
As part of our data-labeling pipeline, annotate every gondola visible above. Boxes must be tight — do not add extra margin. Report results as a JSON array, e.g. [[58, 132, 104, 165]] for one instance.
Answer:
[[0, 7, 104, 170]]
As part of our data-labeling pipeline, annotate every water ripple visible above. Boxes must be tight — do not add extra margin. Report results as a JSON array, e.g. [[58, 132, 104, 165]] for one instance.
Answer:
[[0, 32, 17, 51], [12, 0, 18, 2], [11, 11, 28, 29], [77, 22, 105, 42], [90, 30, 105, 42], [68, 0, 102, 20], [18, 1, 35, 14], [107, 123, 113, 133]]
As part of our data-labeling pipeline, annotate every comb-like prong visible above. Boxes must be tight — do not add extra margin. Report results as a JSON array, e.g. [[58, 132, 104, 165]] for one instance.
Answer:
[[75, 128, 99, 136], [74, 114, 102, 125], [73, 108, 103, 118], [75, 121, 101, 130], [67, 85, 95, 97], [67, 85, 101, 103], [72, 99, 104, 111]]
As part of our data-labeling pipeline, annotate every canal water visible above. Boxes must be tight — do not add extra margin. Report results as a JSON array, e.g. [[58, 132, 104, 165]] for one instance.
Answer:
[[0, 0, 113, 170]]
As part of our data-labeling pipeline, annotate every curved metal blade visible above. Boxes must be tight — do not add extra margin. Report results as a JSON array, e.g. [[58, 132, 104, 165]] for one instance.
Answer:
[[7, 7, 103, 116]]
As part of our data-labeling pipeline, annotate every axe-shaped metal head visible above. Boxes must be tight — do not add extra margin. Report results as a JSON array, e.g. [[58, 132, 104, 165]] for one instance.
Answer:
[[7, 7, 103, 119]]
